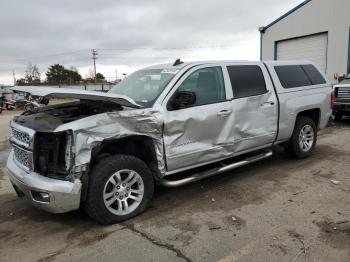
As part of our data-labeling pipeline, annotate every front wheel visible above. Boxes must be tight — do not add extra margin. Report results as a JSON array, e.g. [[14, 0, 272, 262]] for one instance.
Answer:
[[85, 155, 154, 224], [285, 116, 317, 159]]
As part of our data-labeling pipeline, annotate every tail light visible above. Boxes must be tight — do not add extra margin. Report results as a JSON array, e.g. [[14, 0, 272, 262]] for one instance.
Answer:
[[331, 90, 335, 110]]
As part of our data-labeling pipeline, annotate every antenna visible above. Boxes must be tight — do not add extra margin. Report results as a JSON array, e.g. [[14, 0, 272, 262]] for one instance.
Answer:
[[173, 59, 184, 66]]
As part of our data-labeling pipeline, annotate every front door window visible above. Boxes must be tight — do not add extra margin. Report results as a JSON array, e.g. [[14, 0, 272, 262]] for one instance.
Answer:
[[177, 67, 226, 106]]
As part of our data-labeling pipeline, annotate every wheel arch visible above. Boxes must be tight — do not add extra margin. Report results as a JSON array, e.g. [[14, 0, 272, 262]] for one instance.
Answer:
[[90, 135, 161, 179], [296, 108, 321, 128]]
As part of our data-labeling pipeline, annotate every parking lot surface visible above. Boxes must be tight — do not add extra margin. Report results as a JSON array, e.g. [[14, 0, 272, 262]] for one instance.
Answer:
[[0, 112, 349, 262]]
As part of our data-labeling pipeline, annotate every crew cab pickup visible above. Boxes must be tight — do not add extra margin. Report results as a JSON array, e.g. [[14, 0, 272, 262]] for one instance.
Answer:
[[7, 60, 332, 224]]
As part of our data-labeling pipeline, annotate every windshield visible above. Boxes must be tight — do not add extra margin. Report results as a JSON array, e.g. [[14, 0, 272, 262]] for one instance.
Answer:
[[345, 73, 350, 79], [109, 68, 178, 107]]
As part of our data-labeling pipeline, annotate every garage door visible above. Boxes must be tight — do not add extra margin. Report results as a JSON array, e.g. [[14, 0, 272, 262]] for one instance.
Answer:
[[276, 33, 328, 73]]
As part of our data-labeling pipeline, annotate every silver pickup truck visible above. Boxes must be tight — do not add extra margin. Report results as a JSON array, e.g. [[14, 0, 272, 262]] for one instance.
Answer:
[[7, 60, 332, 224]]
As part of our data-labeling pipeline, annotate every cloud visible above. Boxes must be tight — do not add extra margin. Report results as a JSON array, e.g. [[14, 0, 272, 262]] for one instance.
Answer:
[[0, 0, 304, 84]]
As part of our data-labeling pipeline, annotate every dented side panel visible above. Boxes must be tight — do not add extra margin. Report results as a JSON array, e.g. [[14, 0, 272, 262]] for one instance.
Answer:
[[161, 62, 278, 173], [54, 109, 166, 176], [162, 94, 278, 172], [163, 101, 235, 171], [228, 92, 278, 153]]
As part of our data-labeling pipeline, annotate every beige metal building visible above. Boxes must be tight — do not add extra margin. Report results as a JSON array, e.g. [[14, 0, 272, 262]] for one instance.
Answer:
[[260, 0, 350, 82]]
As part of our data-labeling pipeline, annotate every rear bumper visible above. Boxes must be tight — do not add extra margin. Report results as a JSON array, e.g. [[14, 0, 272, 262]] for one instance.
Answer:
[[6, 150, 82, 213]]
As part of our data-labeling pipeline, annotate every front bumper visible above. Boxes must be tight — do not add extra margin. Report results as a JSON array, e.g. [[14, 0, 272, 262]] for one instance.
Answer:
[[334, 102, 350, 115], [6, 150, 82, 213]]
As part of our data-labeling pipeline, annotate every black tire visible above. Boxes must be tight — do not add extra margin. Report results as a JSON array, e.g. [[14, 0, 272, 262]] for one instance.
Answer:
[[334, 113, 342, 121], [285, 116, 317, 159], [85, 154, 154, 224]]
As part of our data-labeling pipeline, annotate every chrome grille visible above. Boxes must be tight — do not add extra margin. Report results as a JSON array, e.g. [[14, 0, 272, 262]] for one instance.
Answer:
[[10, 122, 35, 171], [11, 127, 31, 144], [13, 145, 33, 170], [337, 87, 350, 98]]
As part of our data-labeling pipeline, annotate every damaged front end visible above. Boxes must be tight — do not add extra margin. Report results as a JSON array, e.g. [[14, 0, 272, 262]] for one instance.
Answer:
[[8, 119, 81, 213], [11, 100, 122, 179], [7, 97, 165, 213], [13, 98, 166, 178]]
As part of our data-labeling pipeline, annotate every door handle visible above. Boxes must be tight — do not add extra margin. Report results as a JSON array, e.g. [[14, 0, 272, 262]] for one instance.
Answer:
[[260, 101, 275, 106], [217, 109, 232, 117]]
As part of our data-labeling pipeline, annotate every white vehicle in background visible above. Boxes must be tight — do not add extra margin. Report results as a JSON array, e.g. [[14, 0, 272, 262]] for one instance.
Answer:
[[7, 60, 332, 224]]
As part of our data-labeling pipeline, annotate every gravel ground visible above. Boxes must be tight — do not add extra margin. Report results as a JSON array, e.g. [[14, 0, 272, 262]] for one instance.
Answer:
[[0, 111, 349, 262]]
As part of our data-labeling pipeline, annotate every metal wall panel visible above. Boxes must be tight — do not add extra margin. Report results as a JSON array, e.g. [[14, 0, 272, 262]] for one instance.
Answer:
[[276, 33, 328, 73]]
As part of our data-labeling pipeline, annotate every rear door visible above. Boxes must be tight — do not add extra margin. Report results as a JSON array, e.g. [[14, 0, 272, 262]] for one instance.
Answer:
[[224, 62, 278, 153]]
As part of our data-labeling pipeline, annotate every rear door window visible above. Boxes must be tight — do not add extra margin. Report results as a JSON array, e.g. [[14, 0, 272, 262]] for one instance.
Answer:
[[301, 64, 327, 85], [227, 65, 267, 98], [274, 65, 312, 88]]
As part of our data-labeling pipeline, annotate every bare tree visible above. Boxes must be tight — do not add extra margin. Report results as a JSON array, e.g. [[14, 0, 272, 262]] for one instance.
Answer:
[[24, 63, 41, 85], [87, 68, 95, 79]]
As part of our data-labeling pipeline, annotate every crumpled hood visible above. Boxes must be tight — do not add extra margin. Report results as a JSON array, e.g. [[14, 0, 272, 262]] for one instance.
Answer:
[[11, 86, 142, 108]]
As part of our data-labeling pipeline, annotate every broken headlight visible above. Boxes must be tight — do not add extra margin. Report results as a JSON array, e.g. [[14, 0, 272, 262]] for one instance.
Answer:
[[34, 131, 74, 179]]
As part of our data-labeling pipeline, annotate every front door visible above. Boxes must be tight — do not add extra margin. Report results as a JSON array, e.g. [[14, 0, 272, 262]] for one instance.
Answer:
[[162, 65, 234, 172]]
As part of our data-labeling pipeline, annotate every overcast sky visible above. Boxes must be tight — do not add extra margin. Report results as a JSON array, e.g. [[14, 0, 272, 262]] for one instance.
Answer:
[[0, 0, 304, 85]]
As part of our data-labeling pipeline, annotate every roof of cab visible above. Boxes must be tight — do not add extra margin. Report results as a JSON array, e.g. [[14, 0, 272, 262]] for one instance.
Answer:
[[144, 60, 317, 70], [144, 60, 255, 70], [264, 60, 315, 66], [145, 62, 194, 70]]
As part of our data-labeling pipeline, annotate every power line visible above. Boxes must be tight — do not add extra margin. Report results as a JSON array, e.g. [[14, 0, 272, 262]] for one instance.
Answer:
[[0, 45, 239, 78], [99, 45, 237, 51], [0, 49, 88, 63], [0, 54, 203, 69], [0, 45, 236, 64]]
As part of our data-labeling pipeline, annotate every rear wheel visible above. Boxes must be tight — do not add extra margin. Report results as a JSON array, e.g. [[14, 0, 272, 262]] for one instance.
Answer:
[[285, 116, 317, 159], [85, 155, 154, 224]]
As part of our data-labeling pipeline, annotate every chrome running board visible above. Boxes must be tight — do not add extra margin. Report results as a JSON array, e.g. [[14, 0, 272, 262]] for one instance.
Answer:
[[160, 150, 273, 187]]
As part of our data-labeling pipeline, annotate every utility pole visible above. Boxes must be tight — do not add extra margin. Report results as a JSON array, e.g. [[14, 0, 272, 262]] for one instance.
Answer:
[[91, 49, 98, 83], [115, 68, 118, 83], [13, 70, 16, 86]]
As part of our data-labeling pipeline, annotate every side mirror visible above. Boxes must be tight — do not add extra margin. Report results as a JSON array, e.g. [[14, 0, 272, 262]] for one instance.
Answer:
[[171, 91, 196, 110]]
